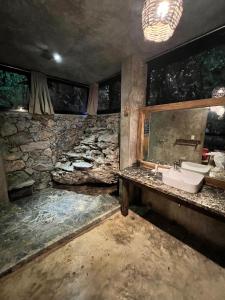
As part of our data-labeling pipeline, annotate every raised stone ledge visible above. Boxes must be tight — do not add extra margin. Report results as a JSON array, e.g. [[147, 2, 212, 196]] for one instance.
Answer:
[[7, 171, 35, 191], [73, 161, 93, 170]]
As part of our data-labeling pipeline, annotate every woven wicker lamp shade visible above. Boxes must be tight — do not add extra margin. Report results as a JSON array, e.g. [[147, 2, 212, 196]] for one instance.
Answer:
[[142, 0, 183, 42]]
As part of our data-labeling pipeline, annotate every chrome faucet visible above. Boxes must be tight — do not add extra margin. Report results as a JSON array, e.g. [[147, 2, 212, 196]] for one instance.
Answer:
[[178, 159, 184, 166], [173, 159, 184, 170], [173, 161, 180, 170], [153, 162, 160, 176]]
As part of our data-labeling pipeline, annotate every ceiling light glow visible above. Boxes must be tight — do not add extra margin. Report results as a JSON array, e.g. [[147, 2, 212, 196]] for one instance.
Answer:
[[212, 86, 225, 98], [53, 53, 62, 63], [157, 1, 170, 19]]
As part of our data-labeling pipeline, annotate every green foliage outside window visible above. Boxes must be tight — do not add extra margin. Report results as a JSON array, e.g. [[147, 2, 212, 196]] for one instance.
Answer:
[[0, 70, 29, 110], [98, 76, 121, 113], [148, 45, 225, 105]]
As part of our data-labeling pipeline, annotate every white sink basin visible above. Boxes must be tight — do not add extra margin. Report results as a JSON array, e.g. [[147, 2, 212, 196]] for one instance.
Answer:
[[162, 168, 204, 194], [181, 161, 211, 175]]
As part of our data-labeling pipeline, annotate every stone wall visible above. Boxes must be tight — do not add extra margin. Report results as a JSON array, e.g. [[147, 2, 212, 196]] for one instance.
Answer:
[[0, 112, 120, 192]]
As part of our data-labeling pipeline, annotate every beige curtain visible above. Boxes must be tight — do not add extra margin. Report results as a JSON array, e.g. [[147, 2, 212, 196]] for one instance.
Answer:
[[87, 83, 99, 115], [29, 72, 54, 115]]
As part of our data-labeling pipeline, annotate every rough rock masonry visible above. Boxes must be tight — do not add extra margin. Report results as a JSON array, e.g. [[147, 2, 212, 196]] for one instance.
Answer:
[[0, 112, 120, 195]]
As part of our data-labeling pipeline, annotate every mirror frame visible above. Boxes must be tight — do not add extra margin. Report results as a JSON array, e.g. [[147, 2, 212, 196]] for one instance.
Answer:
[[137, 96, 225, 190]]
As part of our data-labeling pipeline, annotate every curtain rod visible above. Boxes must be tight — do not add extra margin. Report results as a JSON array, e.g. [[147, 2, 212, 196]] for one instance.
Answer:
[[146, 24, 225, 63], [0, 63, 89, 88]]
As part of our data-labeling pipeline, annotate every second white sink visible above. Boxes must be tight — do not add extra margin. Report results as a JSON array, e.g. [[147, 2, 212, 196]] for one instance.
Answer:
[[162, 168, 204, 194], [181, 161, 211, 175]]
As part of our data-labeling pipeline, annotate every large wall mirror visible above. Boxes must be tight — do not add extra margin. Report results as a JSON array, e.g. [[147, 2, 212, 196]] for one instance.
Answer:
[[138, 97, 225, 188]]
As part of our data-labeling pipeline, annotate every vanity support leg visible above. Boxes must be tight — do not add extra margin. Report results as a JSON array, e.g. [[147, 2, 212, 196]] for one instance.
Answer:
[[121, 179, 129, 216]]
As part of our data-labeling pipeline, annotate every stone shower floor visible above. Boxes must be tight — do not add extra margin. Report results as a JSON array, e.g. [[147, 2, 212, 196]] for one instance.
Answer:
[[0, 188, 119, 277]]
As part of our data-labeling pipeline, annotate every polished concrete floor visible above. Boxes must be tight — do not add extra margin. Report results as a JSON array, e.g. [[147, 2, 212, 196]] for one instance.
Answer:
[[0, 188, 119, 276], [1, 211, 225, 300]]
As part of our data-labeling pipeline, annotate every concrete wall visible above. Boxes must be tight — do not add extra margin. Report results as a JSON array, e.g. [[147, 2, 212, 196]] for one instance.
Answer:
[[142, 189, 225, 249], [120, 55, 147, 169], [148, 108, 208, 165]]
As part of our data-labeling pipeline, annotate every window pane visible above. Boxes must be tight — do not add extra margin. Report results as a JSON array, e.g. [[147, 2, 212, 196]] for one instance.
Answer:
[[0, 69, 29, 110], [98, 76, 121, 113], [48, 80, 88, 114], [147, 30, 225, 106], [98, 84, 110, 112]]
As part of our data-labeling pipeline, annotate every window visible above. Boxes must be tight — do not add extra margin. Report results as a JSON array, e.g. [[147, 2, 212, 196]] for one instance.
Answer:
[[147, 27, 225, 106], [48, 79, 89, 114], [0, 67, 29, 110], [98, 75, 121, 113], [0, 66, 89, 114]]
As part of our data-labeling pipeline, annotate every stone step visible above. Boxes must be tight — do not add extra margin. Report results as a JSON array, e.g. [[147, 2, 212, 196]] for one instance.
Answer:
[[73, 161, 93, 170], [7, 171, 35, 191], [8, 179, 35, 191]]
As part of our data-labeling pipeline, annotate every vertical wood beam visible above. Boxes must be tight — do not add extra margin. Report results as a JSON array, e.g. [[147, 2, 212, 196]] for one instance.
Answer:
[[121, 179, 129, 216], [0, 156, 9, 204]]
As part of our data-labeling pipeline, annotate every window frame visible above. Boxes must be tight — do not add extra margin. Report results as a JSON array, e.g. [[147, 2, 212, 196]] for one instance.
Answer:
[[97, 74, 121, 114], [0, 64, 30, 111], [47, 77, 89, 115]]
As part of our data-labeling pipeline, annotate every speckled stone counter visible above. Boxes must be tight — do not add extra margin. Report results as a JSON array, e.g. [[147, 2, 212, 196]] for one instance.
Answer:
[[118, 167, 225, 221]]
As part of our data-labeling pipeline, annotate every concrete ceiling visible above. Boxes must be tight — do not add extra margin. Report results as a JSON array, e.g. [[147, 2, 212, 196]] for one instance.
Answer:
[[0, 0, 225, 84]]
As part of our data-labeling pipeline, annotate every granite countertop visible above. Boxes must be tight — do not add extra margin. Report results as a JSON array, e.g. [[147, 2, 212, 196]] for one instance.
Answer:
[[117, 167, 225, 220]]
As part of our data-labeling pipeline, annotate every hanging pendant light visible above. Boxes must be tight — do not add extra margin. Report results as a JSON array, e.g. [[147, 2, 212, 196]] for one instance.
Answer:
[[142, 0, 183, 42], [212, 86, 225, 98]]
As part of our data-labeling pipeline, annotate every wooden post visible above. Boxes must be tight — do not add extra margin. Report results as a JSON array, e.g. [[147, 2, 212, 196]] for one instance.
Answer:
[[0, 155, 9, 204], [121, 179, 129, 216]]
